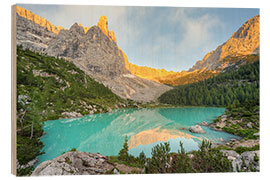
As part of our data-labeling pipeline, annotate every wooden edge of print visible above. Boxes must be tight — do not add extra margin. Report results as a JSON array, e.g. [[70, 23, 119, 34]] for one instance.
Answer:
[[11, 4, 17, 176]]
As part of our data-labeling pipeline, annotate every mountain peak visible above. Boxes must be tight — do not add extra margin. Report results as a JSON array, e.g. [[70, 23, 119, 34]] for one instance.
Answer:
[[97, 16, 117, 43], [69, 22, 85, 35], [78, 23, 92, 34], [189, 15, 260, 71], [97, 16, 109, 37], [16, 6, 65, 34], [232, 15, 260, 39]]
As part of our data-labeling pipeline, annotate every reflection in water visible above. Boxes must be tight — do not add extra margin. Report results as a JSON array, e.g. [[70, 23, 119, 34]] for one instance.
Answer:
[[37, 107, 240, 166], [129, 137, 200, 158], [128, 127, 202, 149]]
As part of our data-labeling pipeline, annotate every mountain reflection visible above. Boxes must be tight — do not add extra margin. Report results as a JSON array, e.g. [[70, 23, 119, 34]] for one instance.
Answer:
[[128, 127, 202, 149], [38, 107, 239, 166]]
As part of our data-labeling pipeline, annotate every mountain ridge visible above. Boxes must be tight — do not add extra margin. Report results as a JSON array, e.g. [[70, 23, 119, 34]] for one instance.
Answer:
[[15, 6, 182, 83], [16, 6, 172, 102], [16, 6, 65, 34], [16, 5, 259, 88], [189, 15, 260, 71]]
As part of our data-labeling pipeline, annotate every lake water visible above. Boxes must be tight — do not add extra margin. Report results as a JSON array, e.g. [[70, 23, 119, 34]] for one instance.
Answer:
[[37, 107, 240, 166]]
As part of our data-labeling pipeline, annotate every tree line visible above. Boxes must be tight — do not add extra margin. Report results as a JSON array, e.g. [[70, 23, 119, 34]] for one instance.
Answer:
[[158, 60, 259, 106]]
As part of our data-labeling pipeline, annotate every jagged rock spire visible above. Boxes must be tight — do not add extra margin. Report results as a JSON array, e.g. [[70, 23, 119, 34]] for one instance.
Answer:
[[97, 16, 109, 37], [97, 16, 117, 43]]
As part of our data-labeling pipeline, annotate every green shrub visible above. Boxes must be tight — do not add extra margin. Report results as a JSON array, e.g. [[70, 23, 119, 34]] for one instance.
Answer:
[[191, 140, 233, 172], [17, 167, 34, 176], [16, 46, 135, 176], [70, 148, 77, 152], [144, 140, 233, 173], [171, 142, 194, 173], [235, 145, 259, 154], [145, 142, 171, 173]]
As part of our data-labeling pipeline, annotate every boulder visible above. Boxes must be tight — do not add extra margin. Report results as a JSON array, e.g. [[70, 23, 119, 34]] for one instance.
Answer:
[[61, 112, 82, 118], [17, 158, 38, 169], [107, 107, 112, 113], [198, 121, 209, 126], [113, 168, 120, 174], [241, 151, 260, 171], [221, 150, 242, 172], [254, 132, 260, 136], [221, 150, 260, 172], [32, 151, 144, 176], [189, 125, 205, 134], [32, 151, 114, 176], [187, 154, 195, 159], [247, 122, 253, 128]]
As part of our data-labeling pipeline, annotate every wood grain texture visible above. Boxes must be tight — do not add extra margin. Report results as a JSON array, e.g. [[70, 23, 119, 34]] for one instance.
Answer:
[[11, 4, 17, 176]]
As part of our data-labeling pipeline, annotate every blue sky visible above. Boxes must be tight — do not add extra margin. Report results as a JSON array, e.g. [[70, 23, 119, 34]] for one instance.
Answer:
[[19, 4, 259, 71]]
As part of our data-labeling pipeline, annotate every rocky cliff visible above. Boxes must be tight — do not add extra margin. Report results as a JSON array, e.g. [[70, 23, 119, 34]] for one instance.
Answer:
[[16, 6, 259, 88], [189, 15, 260, 71], [119, 15, 260, 86], [156, 15, 260, 86], [124, 60, 180, 83], [16, 13, 56, 52], [16, 6, 65, 34], [16, 6, 171, 102], [32, 151, 142, 175]]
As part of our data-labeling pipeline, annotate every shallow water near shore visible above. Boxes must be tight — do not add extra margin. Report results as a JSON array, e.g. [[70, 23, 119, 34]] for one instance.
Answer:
[[37, 107, 240, 166]]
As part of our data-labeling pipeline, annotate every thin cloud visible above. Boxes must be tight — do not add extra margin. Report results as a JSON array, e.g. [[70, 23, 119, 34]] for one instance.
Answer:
[[19, 5, 240, 71]]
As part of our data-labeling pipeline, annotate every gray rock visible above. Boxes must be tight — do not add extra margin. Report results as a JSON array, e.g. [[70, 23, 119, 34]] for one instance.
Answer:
[[113, 168, 120, 174], [221, 150, 242, 172], [32, 151, 114, 176], [16, 14, 56, 52], [17, 158, 38, 169], [189, 125, 205, 134], [247, 122, 253, 128], [18, 95, 30, 105], [17, 12, 172, 102], [187, 154, 194, 159], [241, 151, 260, 171], [221, 150, 260, 172], [89, 110, 94, 114], [254, 132, 260, 136], [107, 107, 113, 113], [61, 112, 82, 118], [198, 121, 209, 126]]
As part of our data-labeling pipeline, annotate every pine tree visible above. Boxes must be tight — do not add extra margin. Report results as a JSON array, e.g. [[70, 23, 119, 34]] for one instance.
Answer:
[[118, 136, 129, 161]]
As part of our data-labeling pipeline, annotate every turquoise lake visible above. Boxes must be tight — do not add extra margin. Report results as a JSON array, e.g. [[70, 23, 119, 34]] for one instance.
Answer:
[[37, 107, 240, 166]]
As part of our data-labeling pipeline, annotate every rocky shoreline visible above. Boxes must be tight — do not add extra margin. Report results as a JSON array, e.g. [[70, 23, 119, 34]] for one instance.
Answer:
[[31, 151, 143, 176], [31, 147, 259, 175], [30, 118, 260, 176], [185, 113, 260, 173]]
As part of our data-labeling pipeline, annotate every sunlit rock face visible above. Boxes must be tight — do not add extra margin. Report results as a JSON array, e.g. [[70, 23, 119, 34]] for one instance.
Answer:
[[109, 30, 117, 43], [189, 15, 260, 71], [43, 22, 172, 102], [123, 15, 260, 86], [97, 16, 117, 43], [125, 61, 180, 83], [16, 5, 259, 88], [78, 23, 92, 34], [97, 16, 110, 37], [16, 6, 171, 102], [16, 6, 65, 34], [16, 13, 56, 52]]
